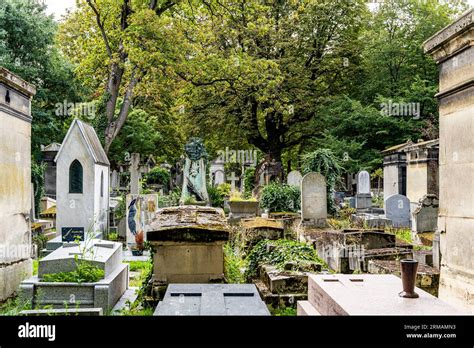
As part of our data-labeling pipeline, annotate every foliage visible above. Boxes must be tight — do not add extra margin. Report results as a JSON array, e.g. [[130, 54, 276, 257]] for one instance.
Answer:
[[327, 218, 352, 230], [32, 233, 48, 253], [126, 260, 152, 288], [224, 243, 245, 284], [269, 305, 297, 316], [244, 167, 256, 196], [388, 227, 413, 245], [229, 191, 257, 203], [178, 0, 368, 161], [107, 232, 119, 241], [0, 297, 32, 316], [207, 183, 231, 208], [245, 239, 323, 280], [145, 167, 171, 186], [42, 261, 104, 283], [260, 183, 300, 213], [114, 194, 126, 222]]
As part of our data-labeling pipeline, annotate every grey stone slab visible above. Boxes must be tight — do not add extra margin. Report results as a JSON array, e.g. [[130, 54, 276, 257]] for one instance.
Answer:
[[154, 284, 270, 316], [385, 194, 411, 228], [39, 240, 122, 277], [20, 308, 103, 316]]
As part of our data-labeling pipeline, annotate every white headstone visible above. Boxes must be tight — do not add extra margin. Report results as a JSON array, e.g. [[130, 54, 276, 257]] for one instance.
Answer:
[[228, 172, 239, 192], [287, 170, 303, 187], [214, 170, 225, 186], [357, 171, 371, 194], [301, 172, 327, 226]]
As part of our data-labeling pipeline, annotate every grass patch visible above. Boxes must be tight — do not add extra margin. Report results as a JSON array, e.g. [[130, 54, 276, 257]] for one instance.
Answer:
[[126, 260, 152, 288], [388, 227, 412, 244], [33, 259, 38, 276], [0, 296, 32, 316], [224, 242, 246, 283], [41, 262, 104, 283], [268, 305, 297, 316]]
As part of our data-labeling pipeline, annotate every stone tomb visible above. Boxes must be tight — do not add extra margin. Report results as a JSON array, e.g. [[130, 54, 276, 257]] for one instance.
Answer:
[[20, 240, 128, 312], [308, 229, 411, 273], [0, 67, 36, 301], [153, 284, 270, 316], [240, 217, 285, 252], [147, 205, 229, 284], [424, 9, 474, 312], [385, 194, 411, 228], [301, 172, 327, 227], [298, 274, 463, 315], [55, 119, 110, 242]]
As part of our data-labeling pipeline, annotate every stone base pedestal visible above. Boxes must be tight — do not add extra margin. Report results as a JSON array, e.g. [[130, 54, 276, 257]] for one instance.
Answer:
[[0, 259, 32, 301]]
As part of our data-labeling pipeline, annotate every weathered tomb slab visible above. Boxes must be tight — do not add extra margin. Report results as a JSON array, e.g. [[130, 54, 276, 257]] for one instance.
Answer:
[[153, 284, 270, 316], [306, 274, 464, 315]]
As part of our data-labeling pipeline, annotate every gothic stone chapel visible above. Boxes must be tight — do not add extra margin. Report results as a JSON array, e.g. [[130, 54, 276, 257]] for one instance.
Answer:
[[55, 119, 110, 241]]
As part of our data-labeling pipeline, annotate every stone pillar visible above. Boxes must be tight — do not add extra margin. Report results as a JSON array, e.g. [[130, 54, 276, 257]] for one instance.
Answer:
[[423, 9, 474, 313], [130, 153, 141, 195]]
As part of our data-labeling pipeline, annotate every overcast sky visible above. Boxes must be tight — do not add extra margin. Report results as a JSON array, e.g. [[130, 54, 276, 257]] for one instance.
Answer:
[[44, 0, 474, 20]]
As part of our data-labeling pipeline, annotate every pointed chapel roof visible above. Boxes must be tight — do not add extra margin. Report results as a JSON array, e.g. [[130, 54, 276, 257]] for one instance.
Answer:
[[55, 119, 110, 166]]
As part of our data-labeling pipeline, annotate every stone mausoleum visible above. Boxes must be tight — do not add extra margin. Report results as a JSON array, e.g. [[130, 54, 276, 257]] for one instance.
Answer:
[[0, 67, 36, 301], [55, 119, 110, 242], [424, 9, 474, 313]]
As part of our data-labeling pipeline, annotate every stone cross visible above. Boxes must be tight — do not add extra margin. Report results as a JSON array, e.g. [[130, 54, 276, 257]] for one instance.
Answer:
[[228, 172, 239, 192]]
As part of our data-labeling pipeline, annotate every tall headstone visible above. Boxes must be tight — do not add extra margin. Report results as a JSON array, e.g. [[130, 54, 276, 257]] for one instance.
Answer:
[[412, 195, 438, 234], [180, 138, 209, 205], [0, 67, 36, 301], [301, 172, 327, 227], [356, 170, 372, 210], [287, 170, 303, 187], [424, 10, 474, 312], [385, 194, 410, 228], [55, 119, 110, 242], [210, 159, 225, 186]]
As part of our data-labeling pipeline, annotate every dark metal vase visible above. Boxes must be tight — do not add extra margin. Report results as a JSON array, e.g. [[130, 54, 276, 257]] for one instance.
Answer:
[[399, 259, 419, 298]]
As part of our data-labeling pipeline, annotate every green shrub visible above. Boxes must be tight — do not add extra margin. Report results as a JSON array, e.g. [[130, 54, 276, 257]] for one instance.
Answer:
[[301, 148, 344, 215], [208, 183, 231, 208], [145, 167, 170, 186], [243, 167, 256, 196], [260, 183, 300, 213], [224, 243, 245, 283], [42, 261, 104, 283], [245, 239, 323, 280]]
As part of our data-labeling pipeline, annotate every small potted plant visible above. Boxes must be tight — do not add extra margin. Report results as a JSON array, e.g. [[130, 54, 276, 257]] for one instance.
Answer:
[[132, 230, 145, 256]]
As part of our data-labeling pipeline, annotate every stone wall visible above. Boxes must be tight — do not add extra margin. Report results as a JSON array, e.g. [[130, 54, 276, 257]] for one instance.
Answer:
[[424, 9, 474, 313]]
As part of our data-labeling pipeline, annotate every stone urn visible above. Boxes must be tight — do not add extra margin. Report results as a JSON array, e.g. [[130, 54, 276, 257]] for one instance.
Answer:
[[399, 259, 419, 298]]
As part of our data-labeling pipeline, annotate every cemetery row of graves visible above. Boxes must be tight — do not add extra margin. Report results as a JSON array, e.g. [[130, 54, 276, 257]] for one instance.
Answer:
[[1, 6, 474, 316], [0, 100, 452, 316]]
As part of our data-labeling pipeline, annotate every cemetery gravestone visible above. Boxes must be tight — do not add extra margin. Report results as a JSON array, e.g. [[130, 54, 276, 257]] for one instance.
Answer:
[[356, 170, 372, 210], [385, 194, 411, 228], [287, 170, 303, 187], [301, 172, 327, 227]]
